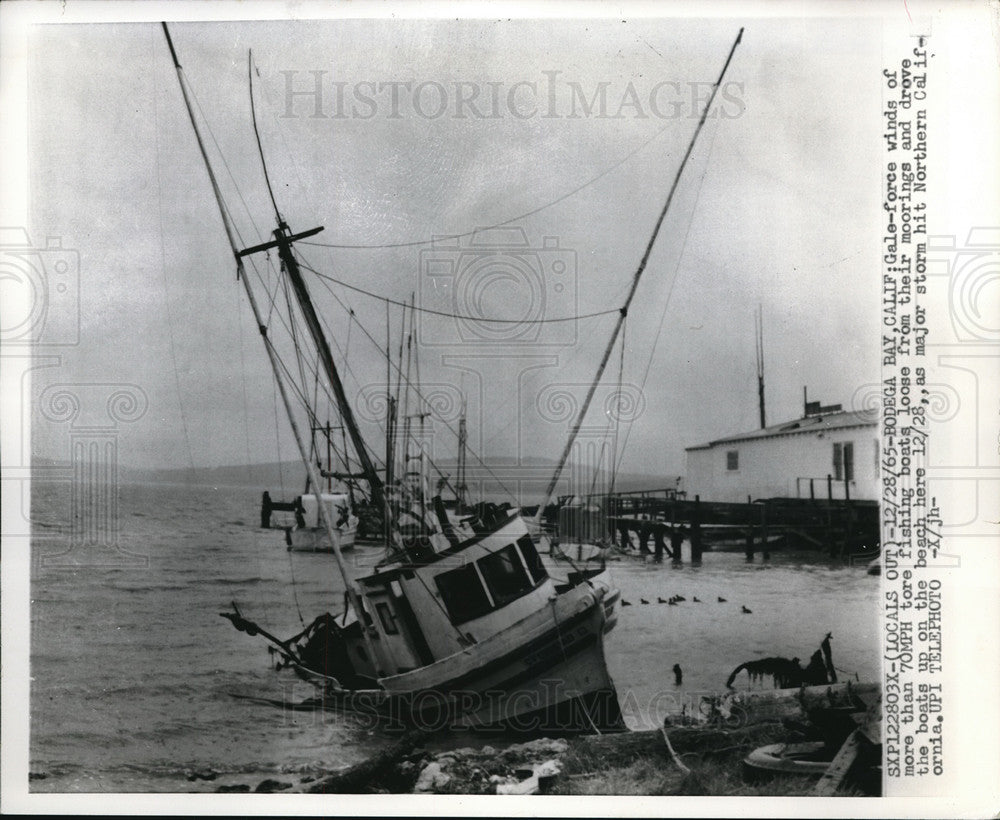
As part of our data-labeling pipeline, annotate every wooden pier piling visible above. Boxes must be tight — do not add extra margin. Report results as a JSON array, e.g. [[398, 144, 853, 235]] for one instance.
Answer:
[[761, 500, 770, 561], [690, 496, 703, 564]]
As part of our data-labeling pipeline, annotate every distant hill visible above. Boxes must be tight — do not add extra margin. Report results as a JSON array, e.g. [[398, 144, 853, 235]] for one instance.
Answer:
[[121, 457, 681, 504]]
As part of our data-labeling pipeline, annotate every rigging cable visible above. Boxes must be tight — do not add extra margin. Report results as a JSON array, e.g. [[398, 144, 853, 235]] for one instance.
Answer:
[[608, 320, 627, 499], [185, 70, 269, 250], [246, 49, 684, 253], [297, 116, 687, 251], [249, 50, 282, 224], [286, 549, 307, 627], [272, 379, 286, 497], [151, 56, 197, 475], [305, 263, 503, 502], [613, 115, 724, 478], [302, 264, 619, 324], [235, 283, 255, 483]]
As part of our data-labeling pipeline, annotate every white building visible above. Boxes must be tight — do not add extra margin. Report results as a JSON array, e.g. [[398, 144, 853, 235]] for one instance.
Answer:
[[684, 403, 879, 503]]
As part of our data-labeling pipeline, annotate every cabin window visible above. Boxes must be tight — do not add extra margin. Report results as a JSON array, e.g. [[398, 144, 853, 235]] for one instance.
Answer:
[[834, 442, 854, 481], [726, 450, 739, 471], [376, 602, 399, 635], [479, 543, 534, 607], [517, 534, 548, 584], [434, 563, 493, 624]]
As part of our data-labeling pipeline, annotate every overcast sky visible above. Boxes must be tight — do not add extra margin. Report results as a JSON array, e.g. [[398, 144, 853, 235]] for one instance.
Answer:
[[23, 13, 884, 479]]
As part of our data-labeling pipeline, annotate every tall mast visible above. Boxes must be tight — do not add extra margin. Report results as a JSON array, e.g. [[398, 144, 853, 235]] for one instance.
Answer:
[[755, 304, 766, 428], [160, 23, 384, 673], [457, 397, 468, 510], [534, 27, 744, 523], [242, 44, 384, 512], [239, 222, 384, 512]]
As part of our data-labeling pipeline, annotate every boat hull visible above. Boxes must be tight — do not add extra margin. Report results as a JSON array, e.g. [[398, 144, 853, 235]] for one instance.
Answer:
[[285, 524, 357, 552], [294, 590, 625, 734]]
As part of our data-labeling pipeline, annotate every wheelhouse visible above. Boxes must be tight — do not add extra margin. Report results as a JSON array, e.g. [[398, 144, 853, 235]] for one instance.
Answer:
[[343, 507, 556, 678]]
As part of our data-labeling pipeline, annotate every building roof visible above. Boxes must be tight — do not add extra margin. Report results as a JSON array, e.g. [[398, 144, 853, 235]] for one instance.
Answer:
[[685, 409, 878, 451]]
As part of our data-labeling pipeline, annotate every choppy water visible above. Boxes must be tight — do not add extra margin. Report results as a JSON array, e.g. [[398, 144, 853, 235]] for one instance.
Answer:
[[29, 480, 879, 792]]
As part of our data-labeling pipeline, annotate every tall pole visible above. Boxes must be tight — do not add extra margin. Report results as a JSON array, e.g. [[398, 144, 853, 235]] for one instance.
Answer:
[[755, 304, 766, 428], [160, 23, 384, 674], [243, 43, 384, 512], [534, 27, 744, 523], [246, 223, 384, 512], [326, 420, 332, 492], [457, 399, 468, 510]]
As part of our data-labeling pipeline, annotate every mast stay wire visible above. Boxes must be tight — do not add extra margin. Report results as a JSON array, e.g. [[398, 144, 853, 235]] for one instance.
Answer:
[[608, 320, 627, 499], [302, 261, 502, 503], [202, 46, 663, 501], [245, 49, 692, 253], [302, 266, 620, 324], [187, 34, 735, 512], [306, 250, 638, 510], [194, 57, 629, 506], [612, 112, 725, 479], [249, 49, 282, 225], [151, 57, 197, 475]]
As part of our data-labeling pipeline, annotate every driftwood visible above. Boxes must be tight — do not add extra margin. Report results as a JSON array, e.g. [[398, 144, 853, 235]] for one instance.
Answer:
[[698, 682, 878, 728], [572, 721, 785, 765], [306, 730, 426, 793], [660, 728, 692, 775], [573, 683, 878, 760]]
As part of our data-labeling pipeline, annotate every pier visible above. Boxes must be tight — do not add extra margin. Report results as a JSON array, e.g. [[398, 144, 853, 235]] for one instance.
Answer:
[[550, 486, 879, 563]]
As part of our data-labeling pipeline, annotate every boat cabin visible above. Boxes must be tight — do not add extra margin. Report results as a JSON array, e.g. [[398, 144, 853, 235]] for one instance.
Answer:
[[299, 492, 352, 527], [334, 506, 556, 680]]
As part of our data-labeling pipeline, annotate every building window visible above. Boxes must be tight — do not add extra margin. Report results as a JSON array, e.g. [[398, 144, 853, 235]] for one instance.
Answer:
[[726, 450, 739, 471], [833, 442, 855, 481]]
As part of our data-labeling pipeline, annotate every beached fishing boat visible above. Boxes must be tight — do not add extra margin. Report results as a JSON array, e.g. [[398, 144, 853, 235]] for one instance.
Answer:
[[161, 22, 740, 733]]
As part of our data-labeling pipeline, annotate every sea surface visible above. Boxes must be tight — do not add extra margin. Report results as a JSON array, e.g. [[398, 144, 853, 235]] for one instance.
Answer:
[[28, 480, 880, 792]]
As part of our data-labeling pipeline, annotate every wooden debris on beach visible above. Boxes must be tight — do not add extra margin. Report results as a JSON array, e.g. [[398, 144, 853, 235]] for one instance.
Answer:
[[306, 730, 426, 793]]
